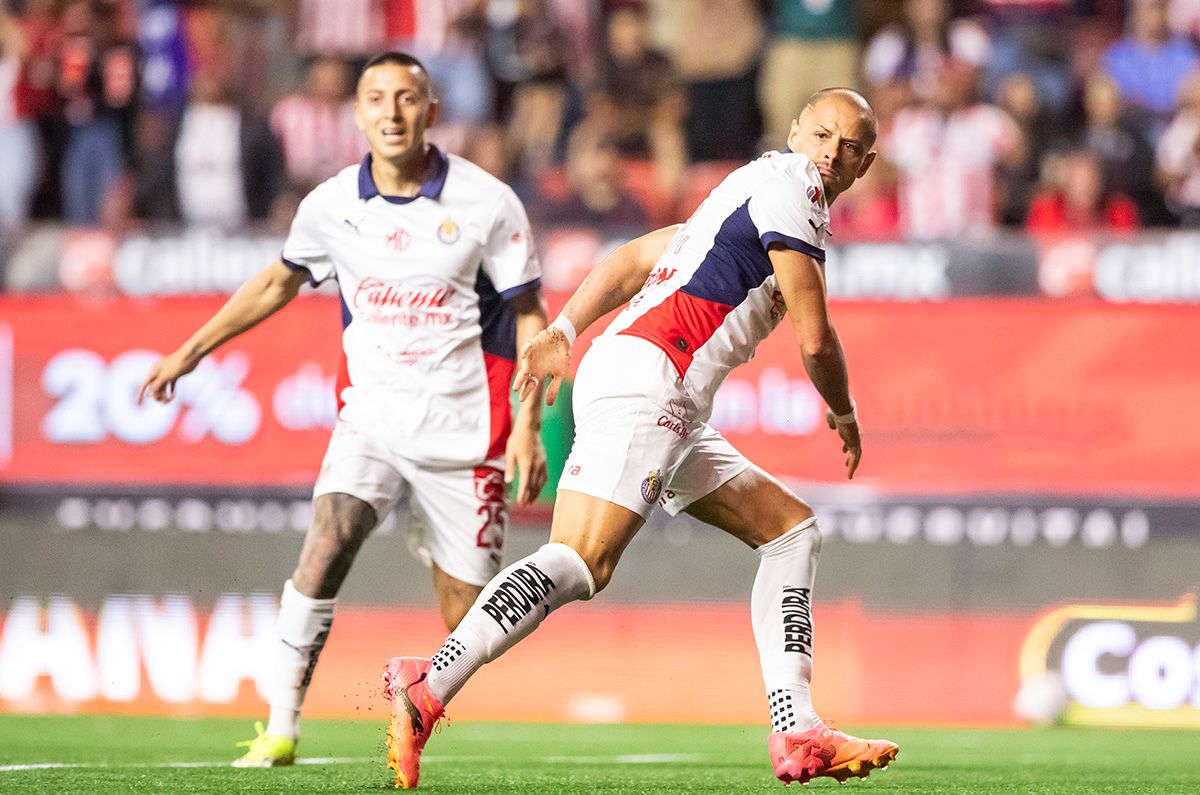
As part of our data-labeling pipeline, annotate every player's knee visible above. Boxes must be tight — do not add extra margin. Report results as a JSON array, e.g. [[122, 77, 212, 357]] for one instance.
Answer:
[[758, 517, 822, 557], [313, 493, 376, 535], [588, 560, 616, 594]]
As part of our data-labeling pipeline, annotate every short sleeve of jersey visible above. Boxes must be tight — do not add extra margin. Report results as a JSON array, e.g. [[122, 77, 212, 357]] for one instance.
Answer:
[[482, 186, 541, 299], [281, 187, 336, 286], [747, 158, 829, 263]]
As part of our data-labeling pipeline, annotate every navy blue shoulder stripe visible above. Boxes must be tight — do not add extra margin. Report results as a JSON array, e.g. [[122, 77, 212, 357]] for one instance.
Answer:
[[760, 232, 825, 263], [281, 256, 320, 287], [498, 277, 541, 302]]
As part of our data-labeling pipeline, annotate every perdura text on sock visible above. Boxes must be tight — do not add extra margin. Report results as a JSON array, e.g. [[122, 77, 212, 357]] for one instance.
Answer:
[[781, 586, 813, 654], [481, 563, 557, 633]]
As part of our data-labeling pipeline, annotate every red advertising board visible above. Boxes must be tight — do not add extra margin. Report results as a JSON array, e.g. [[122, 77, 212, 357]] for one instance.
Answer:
[[2, 296, 1199, 495], [704, 300, 1200, 497], [1, 295, 341, 485]]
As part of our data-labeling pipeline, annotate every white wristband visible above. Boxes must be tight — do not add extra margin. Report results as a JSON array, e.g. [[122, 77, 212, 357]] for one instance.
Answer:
[[549, 315, 577, 346], [832, 400, 857, 426]]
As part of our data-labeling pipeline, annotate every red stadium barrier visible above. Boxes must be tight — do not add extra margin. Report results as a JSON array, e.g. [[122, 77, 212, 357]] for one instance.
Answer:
[[2, 295, 1199, 495]]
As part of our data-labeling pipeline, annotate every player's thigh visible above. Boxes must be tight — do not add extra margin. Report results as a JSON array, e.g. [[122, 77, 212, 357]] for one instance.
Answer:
[[667, 426, 814, 548], [403, 462, 508, 589], [549, 489, 645, 592], [684, 466, 815, 549], [311, 420, 405, 534]]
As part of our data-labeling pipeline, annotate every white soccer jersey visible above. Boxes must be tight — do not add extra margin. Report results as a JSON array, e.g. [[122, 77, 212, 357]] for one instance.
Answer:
[[282, 148, 540, 467], [601, 150, 830, 417]]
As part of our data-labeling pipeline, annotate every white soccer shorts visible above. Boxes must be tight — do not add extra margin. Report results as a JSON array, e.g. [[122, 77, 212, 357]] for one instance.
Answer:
[[558, 335, 751, 520], [313, 420, 507, 586]]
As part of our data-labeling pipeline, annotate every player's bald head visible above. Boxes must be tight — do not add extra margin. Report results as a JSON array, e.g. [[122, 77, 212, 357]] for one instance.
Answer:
[[800, 87, 877, 149]]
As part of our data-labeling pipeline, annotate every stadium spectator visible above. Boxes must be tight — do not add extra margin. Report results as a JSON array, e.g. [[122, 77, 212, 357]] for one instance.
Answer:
[[294, 0, 388, 58], [1025, 148, 1140, 234], [1156, 70, 1200, 224], [827, 156, 901, 240], [757, 0, 859, 148], [1103, 0, 1200, 143], [588, 3, 685, 199], [862, 0, 990, 106], [1076, 72, 1167, 225], [673, 0, 764, 162], [12, 0, 62, 220], [996, 72, 1059, 225], [135, 67, 285, 230], [57, 0, 139, 226], [271, 56, 365, 193], [483, 0, 570, 174], [527, 121, 648, 231], [393, 0, 493, 155], [978, 0, 1074, 115], [886, 57, 1024, 240], [0, 8, 39, 231]]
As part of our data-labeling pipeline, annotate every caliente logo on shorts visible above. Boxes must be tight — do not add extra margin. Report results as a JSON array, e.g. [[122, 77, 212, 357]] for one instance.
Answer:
[[641, 469, 663, 503]]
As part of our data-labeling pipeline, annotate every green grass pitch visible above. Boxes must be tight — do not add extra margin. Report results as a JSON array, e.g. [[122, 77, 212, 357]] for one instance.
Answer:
[[1, 715, 1198, 794]]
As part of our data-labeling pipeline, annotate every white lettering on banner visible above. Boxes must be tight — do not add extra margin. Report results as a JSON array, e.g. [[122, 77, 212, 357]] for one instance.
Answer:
[[96, 597, 139, 701], [0, 595, 274, 706], [196, 594, 275, 703], [711, 369, 822, 435], [273, 363, 337, 431], [824, 244, 951, 300], [1061, 621, 1200, 711], [114, 232, 284, 296], [1094, 236, 1200, 302], [0, 597, 98, 702], [40, 349, 261, 446], [135, 595, 198, 703]]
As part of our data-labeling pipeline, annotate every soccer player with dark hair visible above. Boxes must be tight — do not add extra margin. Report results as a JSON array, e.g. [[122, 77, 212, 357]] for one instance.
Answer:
[[381, 88, 900, 788], [139, 52, 549, 767]]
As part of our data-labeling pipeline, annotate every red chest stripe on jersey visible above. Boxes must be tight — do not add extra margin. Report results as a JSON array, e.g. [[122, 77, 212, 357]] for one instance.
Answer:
[[617, 292, 733, 379], [483, 351, 515, 460]]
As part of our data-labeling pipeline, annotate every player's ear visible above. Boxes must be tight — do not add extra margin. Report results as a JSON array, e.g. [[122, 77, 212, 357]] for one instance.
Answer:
[[425, 97, 440, 129], [785, 118, 801, 151], [857, 150, 877, 179], [353, 99, 367, 133]]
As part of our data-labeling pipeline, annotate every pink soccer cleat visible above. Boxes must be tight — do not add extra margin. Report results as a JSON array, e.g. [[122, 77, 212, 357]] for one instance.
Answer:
[[768, 722, 898, 785], [382, 656, 446, 789]]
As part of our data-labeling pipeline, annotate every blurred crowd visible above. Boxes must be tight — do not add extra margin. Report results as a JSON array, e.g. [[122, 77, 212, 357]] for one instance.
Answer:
[[6, 0, 1200, 247]]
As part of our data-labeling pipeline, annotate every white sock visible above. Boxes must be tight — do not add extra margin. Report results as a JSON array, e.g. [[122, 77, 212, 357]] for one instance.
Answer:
[[265, 579, 336, 740], [426, 543, 596, 705], [752, 517, 824, 734]]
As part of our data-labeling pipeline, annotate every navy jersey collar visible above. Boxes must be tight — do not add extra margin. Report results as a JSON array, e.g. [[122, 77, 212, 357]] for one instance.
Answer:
[[357, 146, 450, 203]]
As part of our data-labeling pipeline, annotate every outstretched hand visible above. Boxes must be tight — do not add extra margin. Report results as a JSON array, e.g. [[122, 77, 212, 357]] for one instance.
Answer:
[[137, 350, 197, 405], [511, 327, 571, 405], [825, 409, 861, 480]]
